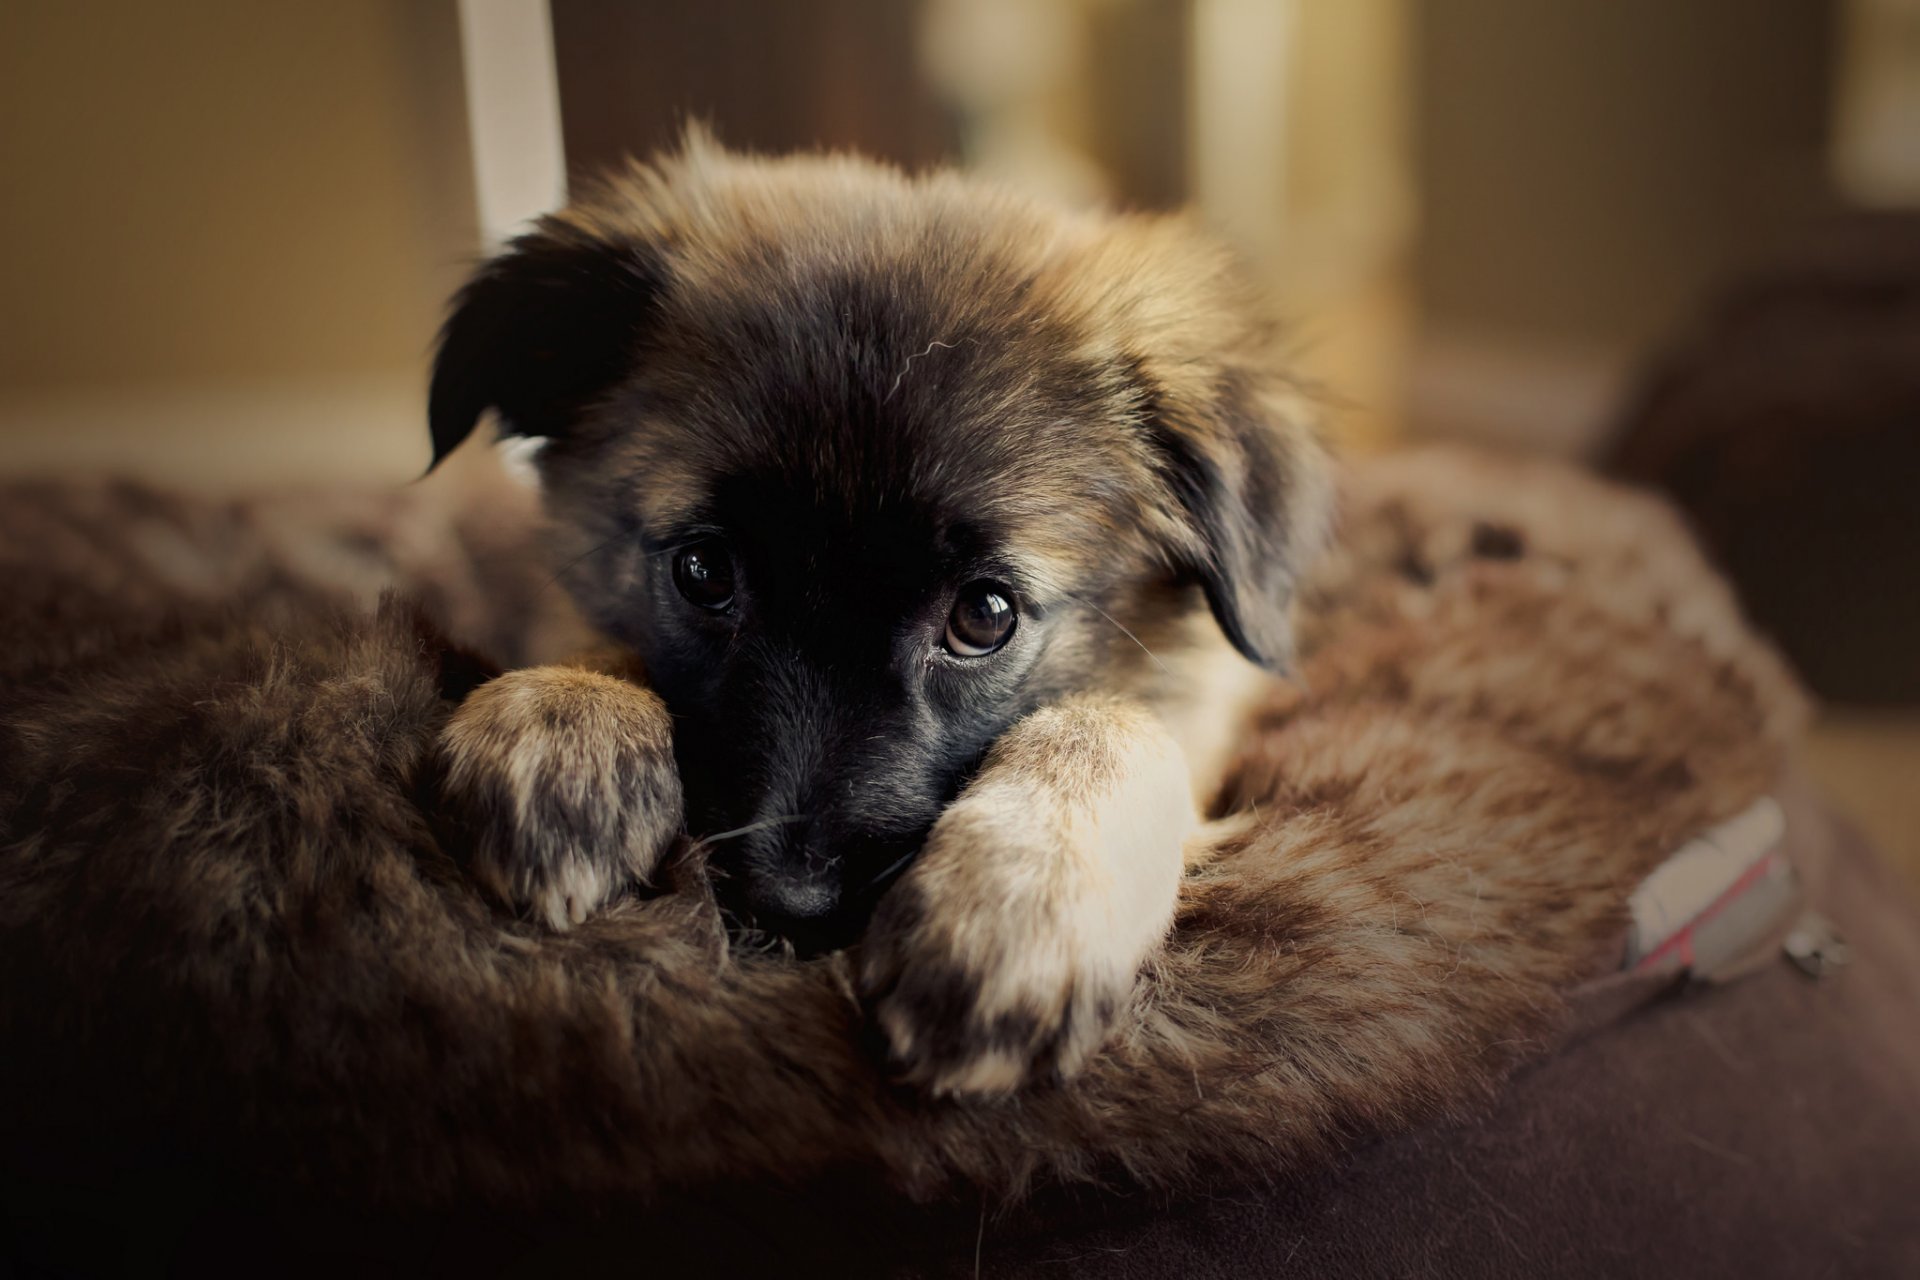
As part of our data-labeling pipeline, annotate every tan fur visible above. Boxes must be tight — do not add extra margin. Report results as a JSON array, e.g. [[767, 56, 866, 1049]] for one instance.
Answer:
[[509, 134, 1331, 642], [434, 661, 679, 930], [1154, 615, 1278, 804], [861, 695, 1198, 1095], [565, 136, 1332, 587], [545, 142, 1190, 581]]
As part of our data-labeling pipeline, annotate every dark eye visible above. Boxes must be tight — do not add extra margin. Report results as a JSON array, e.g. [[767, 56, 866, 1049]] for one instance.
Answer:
[[944, 581, 1016, 657], [671, 539, 736, 611]]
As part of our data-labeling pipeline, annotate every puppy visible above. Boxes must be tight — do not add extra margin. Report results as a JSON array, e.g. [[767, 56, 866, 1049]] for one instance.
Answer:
[[429, 133, 1332, 1096]]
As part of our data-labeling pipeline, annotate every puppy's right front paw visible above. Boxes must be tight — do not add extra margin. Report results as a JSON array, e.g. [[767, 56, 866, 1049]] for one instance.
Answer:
[[434, 666, 682, 930], [859, 698, 1195, 1097], [859, 843, 1144, 1099]]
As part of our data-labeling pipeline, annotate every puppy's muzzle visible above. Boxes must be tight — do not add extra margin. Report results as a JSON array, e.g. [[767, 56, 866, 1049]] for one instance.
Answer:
[[722, 824, 917, 956]]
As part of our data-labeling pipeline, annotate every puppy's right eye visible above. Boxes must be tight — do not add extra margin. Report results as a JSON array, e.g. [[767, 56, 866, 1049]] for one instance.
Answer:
[[672, 540, 736, 611], [944, 581, 1016, 656]]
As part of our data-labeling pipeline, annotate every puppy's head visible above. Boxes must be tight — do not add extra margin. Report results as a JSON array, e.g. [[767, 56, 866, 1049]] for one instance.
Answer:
[[431, 134, 1329, 949]]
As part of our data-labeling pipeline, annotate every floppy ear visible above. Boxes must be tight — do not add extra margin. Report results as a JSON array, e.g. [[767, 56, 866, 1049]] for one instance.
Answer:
[[1144, 370, 1333, 673], [428, 220, 665, 469]]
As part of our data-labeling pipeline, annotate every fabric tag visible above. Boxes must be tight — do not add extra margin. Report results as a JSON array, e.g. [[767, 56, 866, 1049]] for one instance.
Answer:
[[1624, 796, 1802, 981]]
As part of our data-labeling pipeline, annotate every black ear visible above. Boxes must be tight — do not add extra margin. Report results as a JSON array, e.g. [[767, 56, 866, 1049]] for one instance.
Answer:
[[428, 221, 665, 469], [1144, 370, 1332, 673]]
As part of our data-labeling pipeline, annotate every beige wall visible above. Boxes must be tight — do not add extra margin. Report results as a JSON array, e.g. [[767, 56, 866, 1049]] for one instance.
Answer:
[[0, 0, 479, 485], [1408, 0, 1836, 455]]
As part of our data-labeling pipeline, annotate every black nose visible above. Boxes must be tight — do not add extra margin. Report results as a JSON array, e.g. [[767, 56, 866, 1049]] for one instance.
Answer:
[[736, 868, 864, 956], [711, 818, 925, 955]]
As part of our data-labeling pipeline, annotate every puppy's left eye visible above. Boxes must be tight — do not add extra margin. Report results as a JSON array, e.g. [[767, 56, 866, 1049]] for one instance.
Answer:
[[944, 582, 1016, 657], [672, 539, 737, 611]]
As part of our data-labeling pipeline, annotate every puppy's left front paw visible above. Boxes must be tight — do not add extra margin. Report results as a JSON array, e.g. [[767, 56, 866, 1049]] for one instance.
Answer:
[[434, 665, 682, 931], [859, 698, 1194, 1097]]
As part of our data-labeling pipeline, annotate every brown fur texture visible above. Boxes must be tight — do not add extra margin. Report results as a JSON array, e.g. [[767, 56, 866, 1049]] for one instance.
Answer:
[[0, 447, 1804, 1217], [434, 658, 681, 930]]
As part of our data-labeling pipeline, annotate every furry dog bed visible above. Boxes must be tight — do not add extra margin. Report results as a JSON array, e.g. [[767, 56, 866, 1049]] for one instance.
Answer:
[[0, 449, 1804, 1227]]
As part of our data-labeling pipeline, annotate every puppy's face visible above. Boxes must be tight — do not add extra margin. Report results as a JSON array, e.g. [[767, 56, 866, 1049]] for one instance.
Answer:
[[431, 138, 1327, 949]]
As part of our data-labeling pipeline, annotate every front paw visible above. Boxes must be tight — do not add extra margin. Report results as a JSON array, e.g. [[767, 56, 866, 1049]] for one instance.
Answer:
[[434, 666, 682, 930], [860, 852, 1139, 1098], [859, 698, 1194, 1097]]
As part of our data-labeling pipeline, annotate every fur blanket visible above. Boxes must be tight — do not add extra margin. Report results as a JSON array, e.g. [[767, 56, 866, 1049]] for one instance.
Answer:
[[0, 448, 1805, 1218]]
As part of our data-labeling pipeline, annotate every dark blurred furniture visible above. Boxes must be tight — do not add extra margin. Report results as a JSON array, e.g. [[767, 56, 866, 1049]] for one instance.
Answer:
[[1609, 212, 1920, 705]]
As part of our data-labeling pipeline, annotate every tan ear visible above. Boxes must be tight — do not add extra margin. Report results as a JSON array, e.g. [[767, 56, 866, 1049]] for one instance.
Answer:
[[1142, 369, 1333, 672], [1065, 214, 1334, 671], [1052, 210, 1336, 671]]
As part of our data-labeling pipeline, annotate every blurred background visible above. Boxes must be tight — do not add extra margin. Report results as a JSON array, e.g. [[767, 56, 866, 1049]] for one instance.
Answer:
[[1, 0, 1915, 876]]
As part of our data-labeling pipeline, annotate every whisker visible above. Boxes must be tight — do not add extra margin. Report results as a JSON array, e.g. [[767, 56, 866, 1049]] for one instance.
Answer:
[[685, 814, 807, 856], [865, 846, 921, 895], [1063, 594, 1172, 676], [712, 901, 783, 953], [538, 529, 631, 598], [645, 534, 725, 558]]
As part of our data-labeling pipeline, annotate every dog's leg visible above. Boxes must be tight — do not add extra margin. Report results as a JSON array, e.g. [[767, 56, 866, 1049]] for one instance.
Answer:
[[433, 652, 682, 930], [860, 695, 1197, 1096]]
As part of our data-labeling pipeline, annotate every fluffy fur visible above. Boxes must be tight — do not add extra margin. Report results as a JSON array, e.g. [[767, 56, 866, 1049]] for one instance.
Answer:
[[860, 694, 1199, 1094], [423, 136, 1329, 953], [420, 136, 1343, 1090], [0, 448, 1804, 1219]]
